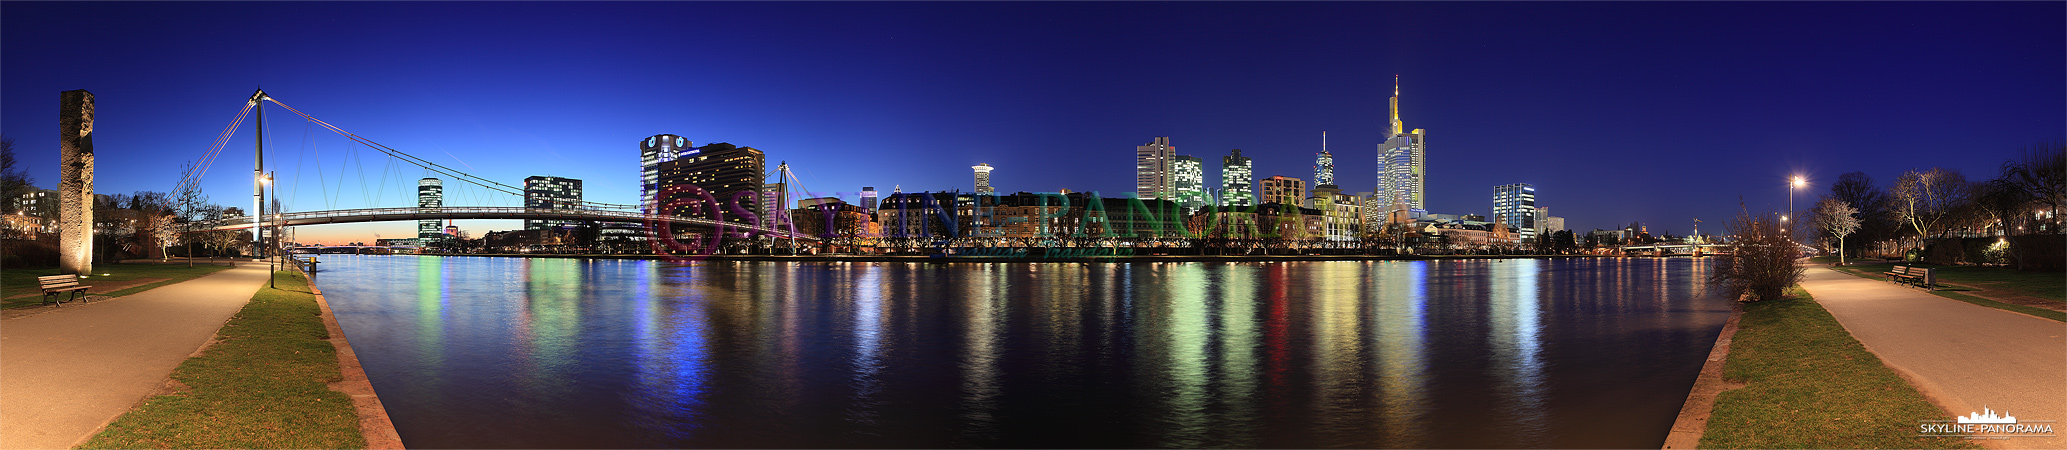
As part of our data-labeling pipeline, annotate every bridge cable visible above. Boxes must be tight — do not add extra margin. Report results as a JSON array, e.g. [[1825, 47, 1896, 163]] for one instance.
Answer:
[[265, 96, 644, 211], [173, 102, 254, 204]]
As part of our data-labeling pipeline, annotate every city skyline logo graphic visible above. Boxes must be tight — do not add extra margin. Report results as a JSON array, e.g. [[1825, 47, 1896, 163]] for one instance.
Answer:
[[1919, 406, 2055, 441]]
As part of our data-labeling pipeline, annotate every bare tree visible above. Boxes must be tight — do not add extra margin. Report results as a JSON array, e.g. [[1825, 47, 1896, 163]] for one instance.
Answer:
[[0, 135, 31, 215], [151, 214, 180, 262], [1811, 197, 1860, 266], [1889, 168, 1970, 248], [1996, 142, 2065, 234]]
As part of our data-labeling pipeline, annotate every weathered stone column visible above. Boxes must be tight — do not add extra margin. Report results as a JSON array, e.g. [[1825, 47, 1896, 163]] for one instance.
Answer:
[[59, 90, 95, 275]]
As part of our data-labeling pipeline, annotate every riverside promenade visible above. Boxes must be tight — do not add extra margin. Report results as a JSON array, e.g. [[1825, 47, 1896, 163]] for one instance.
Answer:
[[0, 262, 267, 449], [1801, 266, 2065, 449]]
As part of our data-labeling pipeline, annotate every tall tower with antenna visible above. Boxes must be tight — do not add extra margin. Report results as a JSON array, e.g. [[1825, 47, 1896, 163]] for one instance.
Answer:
[[1315, 131, 1335, 187], [1378, 75, 1428, 215]]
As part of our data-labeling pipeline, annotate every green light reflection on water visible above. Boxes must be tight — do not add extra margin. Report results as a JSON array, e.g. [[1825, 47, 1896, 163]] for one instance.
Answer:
[[415, 255, 445, 380], [522, 258, 584, 396]]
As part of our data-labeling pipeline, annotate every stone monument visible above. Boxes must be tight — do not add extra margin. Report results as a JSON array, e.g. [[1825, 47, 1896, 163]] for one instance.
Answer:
[[59, 90, 95, 275]]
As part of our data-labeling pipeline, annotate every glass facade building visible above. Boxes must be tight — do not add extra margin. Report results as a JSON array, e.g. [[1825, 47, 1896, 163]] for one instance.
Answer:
[[1494, 183, 1537, 242], [640, 134, 690, 213], [524, 176, 583, 231], [1221, 149, 1254, 207], [1377, 78, 1427, 215], [417, 178, 443, 240]]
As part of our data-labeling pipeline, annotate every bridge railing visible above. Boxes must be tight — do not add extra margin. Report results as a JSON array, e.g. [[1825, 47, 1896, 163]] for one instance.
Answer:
[[190, 206, 813, 240]]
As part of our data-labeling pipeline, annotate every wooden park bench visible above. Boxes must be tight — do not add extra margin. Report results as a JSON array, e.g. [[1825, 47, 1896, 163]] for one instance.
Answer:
[[1881, 266, 1934, 291], [37, 275, 93, 306]]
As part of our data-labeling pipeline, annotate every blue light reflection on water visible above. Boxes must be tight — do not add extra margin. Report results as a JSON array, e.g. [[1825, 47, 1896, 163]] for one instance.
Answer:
[[315, 256, 1730, 448]]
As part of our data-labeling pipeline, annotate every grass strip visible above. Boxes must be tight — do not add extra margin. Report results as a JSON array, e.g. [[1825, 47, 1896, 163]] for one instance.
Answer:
[[1828, 265, 2066, 322], [1699, 286, 1977, 449], [1, 264, 233, 309], [78, 270, 366, 449]]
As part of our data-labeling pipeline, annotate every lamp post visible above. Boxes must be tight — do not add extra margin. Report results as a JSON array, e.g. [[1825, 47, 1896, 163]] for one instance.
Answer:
[[1788, 175, 1806, 255]]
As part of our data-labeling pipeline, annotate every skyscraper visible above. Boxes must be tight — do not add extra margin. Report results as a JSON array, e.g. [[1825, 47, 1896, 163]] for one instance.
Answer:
[[1261, 176, 1305, 206], [762, 181, 788, 229], [1221, 149, 1254, 207], [656, 142, 765, 227], [1377, 76, 1427, 215], [524, 176, 583, 231], [1314, 131, 1335, 187], [973, 163, 995, 195], [417, 178, 442, 240], [1172, 155, 1205, 214], [1135, 137, 1174, 200], [861, 186, 879, 214], [1494, 183, 1537, 242], [640, 134, 690, 213]]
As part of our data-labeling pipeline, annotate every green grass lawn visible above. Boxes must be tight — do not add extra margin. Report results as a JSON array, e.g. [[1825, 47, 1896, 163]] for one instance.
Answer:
[[1, 263, 234, 309], [1700, 286, 1977, 449], [78, 270, 365, 449], [1828, 265, 2066, 322], [1923, 265, 2066, 302]]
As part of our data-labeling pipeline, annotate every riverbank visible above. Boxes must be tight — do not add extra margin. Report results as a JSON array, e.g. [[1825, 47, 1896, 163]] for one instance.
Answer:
[[78, 269, 365, 449], [1697, 286, 1974, 449], [332, 252, 1626, 263]]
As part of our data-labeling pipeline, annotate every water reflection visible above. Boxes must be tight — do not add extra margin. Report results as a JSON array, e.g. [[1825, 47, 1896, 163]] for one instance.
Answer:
[[1491, 259, 1547, 445], [317, 256, 1730, 449], [1371, 260, 1430, 447]]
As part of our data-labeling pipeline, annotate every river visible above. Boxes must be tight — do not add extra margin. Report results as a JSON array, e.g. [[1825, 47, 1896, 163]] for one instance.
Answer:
[[314, 255, 1730, 448]]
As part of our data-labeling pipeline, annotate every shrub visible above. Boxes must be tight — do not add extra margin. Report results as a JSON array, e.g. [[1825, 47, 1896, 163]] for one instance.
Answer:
[[1711, 208, 1805, 301]]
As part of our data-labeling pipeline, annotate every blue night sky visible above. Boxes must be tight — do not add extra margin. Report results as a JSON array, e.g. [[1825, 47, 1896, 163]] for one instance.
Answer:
[[4, 1, 2062, 244]]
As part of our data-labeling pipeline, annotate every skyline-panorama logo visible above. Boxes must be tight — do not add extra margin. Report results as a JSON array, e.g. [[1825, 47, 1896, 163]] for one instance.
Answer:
[[1920, 407, 2056, 441]]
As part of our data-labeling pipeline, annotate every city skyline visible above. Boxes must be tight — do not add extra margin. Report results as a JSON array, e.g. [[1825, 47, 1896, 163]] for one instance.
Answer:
[[3, 2, 2061, 244]]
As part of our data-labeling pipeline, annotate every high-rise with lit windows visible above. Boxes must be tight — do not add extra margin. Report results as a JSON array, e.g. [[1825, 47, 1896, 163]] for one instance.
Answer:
[[973, 163, 995, 195], [524, 176, 583, 231], [641, 134, 690, 213], [1135, 137, 1174, 200], [657, 142, 765, 227], [1314, 131, 1335, 188], [1378, 76, 1427, 215], [1222, 149, 1254, 207], [1172, 155, 1204, 214], [1494, 183, 1537, 242], [417, 178, 442, 240]]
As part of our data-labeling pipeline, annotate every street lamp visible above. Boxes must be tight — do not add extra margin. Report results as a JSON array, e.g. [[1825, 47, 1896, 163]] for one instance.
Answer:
[[257, 172, 272, 260]]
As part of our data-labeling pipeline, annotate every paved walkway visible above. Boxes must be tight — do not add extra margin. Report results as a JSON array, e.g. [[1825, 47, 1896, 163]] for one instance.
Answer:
[[1, 262, 268, 449], [1802, 266, 2066, 449]]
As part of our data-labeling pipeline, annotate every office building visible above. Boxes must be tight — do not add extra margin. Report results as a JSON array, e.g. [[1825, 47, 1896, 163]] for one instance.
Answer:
[[1378, 76, 1428, 214], [1172, 155, 1205, 214], [656, 142, 765, 227], [762, 181, 789, 229], [1494, 183, 1537, 242], [1315, 131, 1335, 188], [640, 134, 690, 212], [861, 187, 878, 214], [973, 163, 995, 195], [1261, 176, 1305, 206], [1222, 149, 1254, 207], [1136, 136, 1174, 200], [418, 178, 443, 240], [524, 176, 583, 231]]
